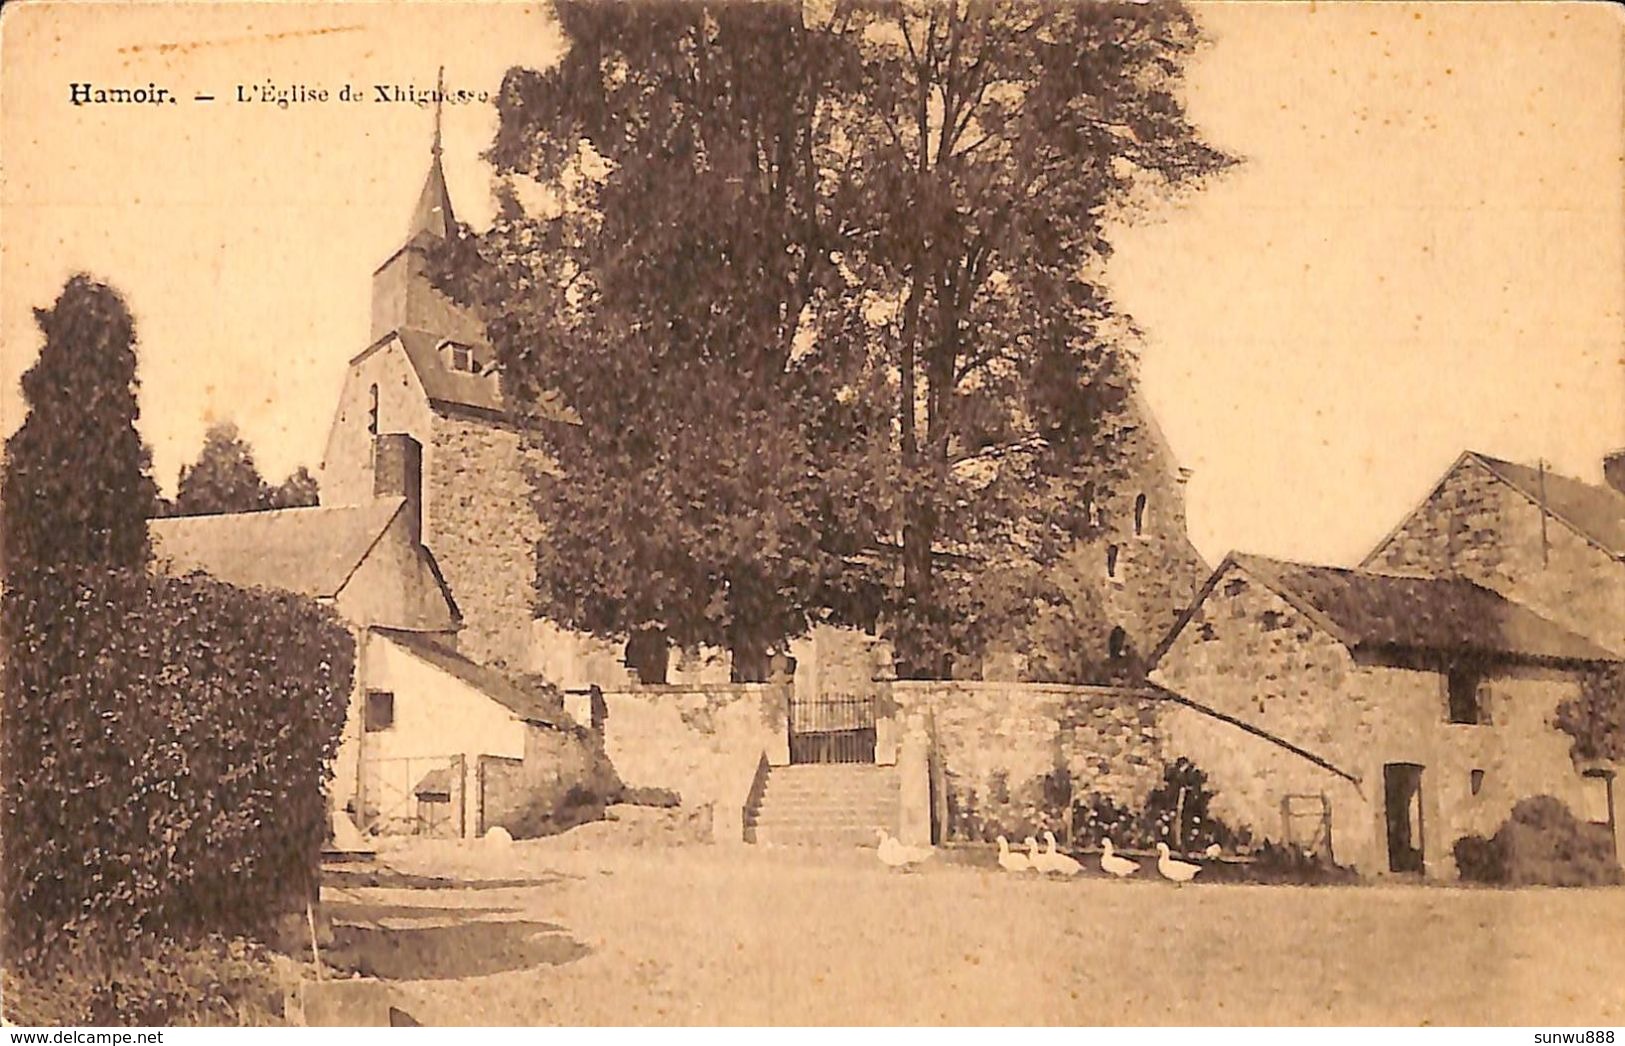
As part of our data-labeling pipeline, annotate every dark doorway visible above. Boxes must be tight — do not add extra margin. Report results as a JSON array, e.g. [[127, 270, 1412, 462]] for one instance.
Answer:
[[1384, 762, 1425, 873]]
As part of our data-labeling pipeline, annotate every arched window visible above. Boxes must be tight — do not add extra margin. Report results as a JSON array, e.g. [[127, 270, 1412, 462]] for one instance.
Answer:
[[367, 383, 380, 436], [1134, 493, 1148, 536], [1106, 544, 1119, 578], [1109, 627, 1127, 659]]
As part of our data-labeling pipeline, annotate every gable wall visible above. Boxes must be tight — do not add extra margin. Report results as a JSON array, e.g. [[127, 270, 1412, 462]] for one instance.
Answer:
[[321, 343, 436, 508], [1366, 459, 1625, 653]]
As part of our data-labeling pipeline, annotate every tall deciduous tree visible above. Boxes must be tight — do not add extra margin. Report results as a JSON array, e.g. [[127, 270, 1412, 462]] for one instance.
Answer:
[[1, 274, 157, 578], [445, 0, 1230, 679]]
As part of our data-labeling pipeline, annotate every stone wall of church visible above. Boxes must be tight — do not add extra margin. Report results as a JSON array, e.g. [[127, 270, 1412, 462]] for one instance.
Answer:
[[426, 412, 550, 670], [321, 341, 436, 507], [1079, 408, 1212, 669]]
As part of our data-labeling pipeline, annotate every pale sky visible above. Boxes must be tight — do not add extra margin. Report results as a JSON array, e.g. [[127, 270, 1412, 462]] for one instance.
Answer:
[[2, 1, 1621, 567]]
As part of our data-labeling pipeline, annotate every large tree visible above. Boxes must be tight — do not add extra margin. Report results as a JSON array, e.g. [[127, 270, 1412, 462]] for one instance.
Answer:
[[2, 275, 157, 579], [168, 422, 319, 516], [446, 0, 1230, 678]]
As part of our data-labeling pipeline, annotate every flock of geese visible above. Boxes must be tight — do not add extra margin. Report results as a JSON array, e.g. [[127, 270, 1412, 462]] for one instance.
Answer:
[[873, 828, 1212, 883], [997, 834, 1206, 883]]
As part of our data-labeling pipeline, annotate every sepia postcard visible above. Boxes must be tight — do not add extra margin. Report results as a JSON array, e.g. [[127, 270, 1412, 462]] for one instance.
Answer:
[[1, 0, 1622, 1031]]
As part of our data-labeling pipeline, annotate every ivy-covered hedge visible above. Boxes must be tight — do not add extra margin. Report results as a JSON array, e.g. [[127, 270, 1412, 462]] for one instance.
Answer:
[[2, 567, 354, 962]]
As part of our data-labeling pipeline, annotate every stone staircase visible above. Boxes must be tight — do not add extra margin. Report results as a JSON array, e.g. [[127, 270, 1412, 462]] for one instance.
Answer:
[[744, 764, 900, 847]]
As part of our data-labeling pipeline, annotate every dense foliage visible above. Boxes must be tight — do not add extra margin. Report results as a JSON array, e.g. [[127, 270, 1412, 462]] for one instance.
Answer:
[[1, 275, 156, 577], [1, 936, 288, 1027], [167, 421, 320, 517], [1555, 665, 1625, 765], [440, 0, 1232, 678], [1453, 796, 1621, 887], [1, 568, 354, 961], [1070, 758, 1240, 852]]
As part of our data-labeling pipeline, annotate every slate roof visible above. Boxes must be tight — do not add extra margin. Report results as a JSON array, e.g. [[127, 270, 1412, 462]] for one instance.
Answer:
[[409, 151, 458, 242], [1229, 554, 1619, 666], [375, 627, 562, 726], [1468, 452, 1625, 558], [348, 328, 576, 424], [150, 499, 405, 598]]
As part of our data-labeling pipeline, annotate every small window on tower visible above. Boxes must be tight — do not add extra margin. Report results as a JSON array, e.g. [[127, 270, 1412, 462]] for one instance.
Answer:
[[451, 344, 472, 372], [368, 384, 380, 436], [1109, 627, 1127, 659], [1106, 544, 1120, 579], [1134, 493, 1148, 536]]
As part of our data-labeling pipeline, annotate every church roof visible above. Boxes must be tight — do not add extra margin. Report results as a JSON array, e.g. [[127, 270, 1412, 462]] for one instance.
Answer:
[[150, 499, 407, 598], [409, 148, 457, 241], [348, 328, 576, 424]]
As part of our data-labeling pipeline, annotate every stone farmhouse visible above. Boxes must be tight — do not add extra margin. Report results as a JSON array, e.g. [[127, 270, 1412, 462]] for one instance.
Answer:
[[1150, 552, 1621, 877]]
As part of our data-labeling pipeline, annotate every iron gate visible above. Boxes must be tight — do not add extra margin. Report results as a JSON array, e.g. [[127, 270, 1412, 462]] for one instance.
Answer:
[[789, 691, 878, 764]]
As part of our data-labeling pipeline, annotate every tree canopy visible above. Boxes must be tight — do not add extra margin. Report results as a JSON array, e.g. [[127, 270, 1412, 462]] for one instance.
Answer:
[[2, 274, 156, 578], [168, 422, 319, 517], [443, 0, 1232, 679]]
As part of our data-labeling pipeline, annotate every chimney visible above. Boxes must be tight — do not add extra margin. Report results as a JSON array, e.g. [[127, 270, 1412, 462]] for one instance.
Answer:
[[1605, 450, 1625, 496], [373, 433, 423, 546]]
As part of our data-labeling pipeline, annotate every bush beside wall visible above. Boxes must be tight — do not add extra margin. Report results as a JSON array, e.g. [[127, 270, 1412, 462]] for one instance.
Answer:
[[1, 568, 354, 961], [1454, 795, 1621, 887]]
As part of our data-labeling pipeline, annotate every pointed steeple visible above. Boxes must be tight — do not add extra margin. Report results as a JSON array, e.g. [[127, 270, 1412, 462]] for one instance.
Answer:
[[407, 67, 456, 240]]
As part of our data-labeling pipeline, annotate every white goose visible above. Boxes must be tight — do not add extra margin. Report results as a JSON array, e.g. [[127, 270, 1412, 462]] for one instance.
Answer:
[[1037, 831, 1082, 876], [1156, 842, 1202, 884], [996, 835, 1031, 873], [1100, 838, 1139, 878], [875, 828, 933, 870], [1024, 836, 1043, 870]]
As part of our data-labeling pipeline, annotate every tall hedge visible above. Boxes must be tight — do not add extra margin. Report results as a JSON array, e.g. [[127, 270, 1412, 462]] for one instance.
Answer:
[[1, 568, 354, 961]]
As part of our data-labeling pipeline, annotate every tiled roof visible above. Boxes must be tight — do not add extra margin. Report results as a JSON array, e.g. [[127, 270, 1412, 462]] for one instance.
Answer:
[[375, 627, 563, 726], [1468, 452, 1625, 558], [150, 499, 404, 598], [1231, 554, 1619, 665]]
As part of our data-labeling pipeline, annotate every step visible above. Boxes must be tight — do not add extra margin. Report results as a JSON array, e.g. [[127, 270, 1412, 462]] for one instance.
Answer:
[[746, 825, 880, 847]]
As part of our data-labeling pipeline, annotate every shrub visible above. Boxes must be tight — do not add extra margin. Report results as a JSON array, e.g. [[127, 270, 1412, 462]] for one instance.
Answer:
[[1477, 796, 1622, 887], [499, 724, 624, 839], [1452, 833, 1504, 884], [1, 935, 288, 1027], [1138, 757, 1238, 852], [1, 567, 354, 962], [1071, 792, 1140, 848], [1250, 839, 1359, 885]]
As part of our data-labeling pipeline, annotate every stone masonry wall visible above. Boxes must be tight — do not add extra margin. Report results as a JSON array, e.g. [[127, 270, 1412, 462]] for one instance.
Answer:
[[1077, 410, 1212, 668], [1366, 457, 1625, 654], [887, 681, 1166, 842], [426, 413, 550, 670], [598, 684, 791, 839]]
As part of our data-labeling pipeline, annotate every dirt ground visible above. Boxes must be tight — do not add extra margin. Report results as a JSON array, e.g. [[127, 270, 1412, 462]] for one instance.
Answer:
[[321, 829, 1625, 1026]]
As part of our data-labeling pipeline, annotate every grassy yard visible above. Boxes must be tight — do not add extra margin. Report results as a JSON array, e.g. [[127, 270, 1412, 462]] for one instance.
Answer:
[[323, 836, 1625, 1026]]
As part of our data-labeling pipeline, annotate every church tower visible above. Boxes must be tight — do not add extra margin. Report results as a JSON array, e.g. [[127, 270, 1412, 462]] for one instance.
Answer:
[[368, 77, 485, 347]]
